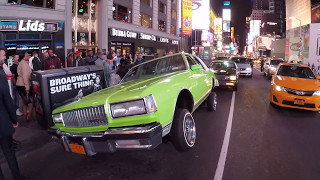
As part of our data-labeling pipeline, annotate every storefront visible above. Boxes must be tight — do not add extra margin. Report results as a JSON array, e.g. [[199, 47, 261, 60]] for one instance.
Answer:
[[0, 19, 65, 61], [108, 28, 179, 56]]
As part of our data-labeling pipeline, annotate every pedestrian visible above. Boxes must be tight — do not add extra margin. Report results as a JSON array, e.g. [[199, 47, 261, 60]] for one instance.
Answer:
[[16, 52, 34, 121], [128, 54, 134, 64], [84, 50, 97, 65], [44, 49, 61, 70], [29, 51, 42, 71], [0, 48, 24, 180], [168, 51, 173, 55], [66, 52, 74, 68], [261, 57, 265, 72], [106, 54, 121, 87], [9, 54, 23, 116], [117, 58, 129, 79], [73, 51, 86, 67], [134, 53, 145, 65]]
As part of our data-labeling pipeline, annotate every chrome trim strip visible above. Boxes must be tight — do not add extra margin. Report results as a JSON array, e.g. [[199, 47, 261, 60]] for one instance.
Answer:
[[116, 144, 152, 149], [53, 123, 161, 138]]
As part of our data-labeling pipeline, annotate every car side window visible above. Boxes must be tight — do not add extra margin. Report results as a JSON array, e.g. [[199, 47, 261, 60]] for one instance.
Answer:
[[192, 55, 205, 69], [155, 55, 186, 75], [186, 55, 197, 68]]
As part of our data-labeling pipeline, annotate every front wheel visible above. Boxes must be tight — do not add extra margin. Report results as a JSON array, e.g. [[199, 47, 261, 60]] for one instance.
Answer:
[[207, 92, 217, 111], [170, 109, 196, 151]]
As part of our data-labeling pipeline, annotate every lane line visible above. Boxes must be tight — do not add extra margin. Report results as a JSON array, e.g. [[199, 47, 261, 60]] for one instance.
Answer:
[[253, 66, 262, 73], [213, 91, 236, 180]]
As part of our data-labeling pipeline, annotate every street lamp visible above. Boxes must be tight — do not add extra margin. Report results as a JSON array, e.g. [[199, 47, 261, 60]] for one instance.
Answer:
[[289, 17, 302, 60]]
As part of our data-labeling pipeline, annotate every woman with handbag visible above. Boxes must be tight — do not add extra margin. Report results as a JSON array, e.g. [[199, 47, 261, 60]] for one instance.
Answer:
[[16, 52, 34, 121]]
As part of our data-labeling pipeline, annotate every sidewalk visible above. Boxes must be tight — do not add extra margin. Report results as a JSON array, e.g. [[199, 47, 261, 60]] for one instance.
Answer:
[[0, 116, 51, 163]]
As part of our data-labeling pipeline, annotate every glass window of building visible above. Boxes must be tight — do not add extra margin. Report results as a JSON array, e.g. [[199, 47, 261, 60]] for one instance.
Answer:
[[73, 0, 98, 52], [46, 0, 54, 8], [91, 0, 97, 18], [171, 9, 176, 19], [113, 3, 132, 23], [9, 0, 54, 8], [78, 0, 89, 16], [159, 20, 166, 32], [171, 25, 175, 34], [140, 13, 152, 28], [159, 2, 166, 14], [141, 0, 152, 7], [8, 0, 18, 5]]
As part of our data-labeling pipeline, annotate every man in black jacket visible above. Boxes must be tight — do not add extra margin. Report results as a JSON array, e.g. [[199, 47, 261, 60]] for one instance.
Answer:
[[0, 48, 23, 180]]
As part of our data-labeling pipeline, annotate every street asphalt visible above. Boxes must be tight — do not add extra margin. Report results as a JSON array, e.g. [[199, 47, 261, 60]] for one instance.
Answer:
[[1, 69, 320, 180]]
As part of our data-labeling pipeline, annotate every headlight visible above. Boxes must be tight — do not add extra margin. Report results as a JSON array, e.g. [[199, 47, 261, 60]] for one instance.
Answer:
[[273, 84, 286, 92], [110, 95, 157, 118], [52, 113, 63, 123], [229, 75, 237, 81], [246, 67, 252, 71], [313, 90, 320, 96]]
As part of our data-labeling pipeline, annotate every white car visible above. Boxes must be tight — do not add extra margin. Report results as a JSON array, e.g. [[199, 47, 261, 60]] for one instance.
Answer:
[[231, 57, 253, 77], [263, 58, 284, 79]]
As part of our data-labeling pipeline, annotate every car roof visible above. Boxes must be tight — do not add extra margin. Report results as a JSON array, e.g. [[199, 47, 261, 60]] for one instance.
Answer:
[[279, 63, 309, 68], [212, 60, 233, 63]]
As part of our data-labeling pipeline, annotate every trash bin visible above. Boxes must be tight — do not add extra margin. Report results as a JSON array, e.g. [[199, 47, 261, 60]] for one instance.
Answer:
[[32, 66, 106, 128]]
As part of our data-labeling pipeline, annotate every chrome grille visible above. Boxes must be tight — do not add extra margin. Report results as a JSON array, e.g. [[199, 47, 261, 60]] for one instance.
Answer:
[[285, 88, 314, 96], [240, 68, 246, 71], [62, 106, 107, 127]]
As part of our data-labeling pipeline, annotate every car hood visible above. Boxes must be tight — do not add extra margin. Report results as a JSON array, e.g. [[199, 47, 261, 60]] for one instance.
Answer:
[[236, 63, 251, 69], [53, 71, 185, 114], [274, 75, 320, 91]]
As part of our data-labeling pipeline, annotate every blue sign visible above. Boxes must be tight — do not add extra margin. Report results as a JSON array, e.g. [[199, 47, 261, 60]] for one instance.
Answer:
[[223, 1, 230, 7], [0, 21, 18, 31]]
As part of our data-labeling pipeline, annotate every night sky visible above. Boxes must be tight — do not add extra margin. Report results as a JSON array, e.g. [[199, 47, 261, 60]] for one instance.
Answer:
[[211, 0, 253, 52]]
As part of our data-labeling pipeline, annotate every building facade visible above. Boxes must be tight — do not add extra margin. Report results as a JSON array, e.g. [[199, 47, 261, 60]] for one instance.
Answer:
[[285, 0, 311, 30], [0, 0, 180, 60]]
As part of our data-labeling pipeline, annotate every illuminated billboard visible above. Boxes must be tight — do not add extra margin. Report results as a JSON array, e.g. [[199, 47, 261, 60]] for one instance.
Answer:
[[210, 9, 216, 32], [250, 20, 261, 37], [223, 1, 230, 7], [231, 27, 234, 42], [223, 21, 230, 32], [214, 18, 223, 39], [223, 9, 231, 21], [181, 0, 192, 36], [192, 0, 210, 30]]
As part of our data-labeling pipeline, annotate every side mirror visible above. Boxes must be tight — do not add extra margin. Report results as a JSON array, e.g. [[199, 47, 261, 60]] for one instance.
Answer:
[[191, 64, 202, 71], [270, 71, 276, 75]]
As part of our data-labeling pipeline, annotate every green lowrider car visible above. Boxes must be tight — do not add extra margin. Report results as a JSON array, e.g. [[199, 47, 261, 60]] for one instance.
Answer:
[[49, 53, 218, 155]]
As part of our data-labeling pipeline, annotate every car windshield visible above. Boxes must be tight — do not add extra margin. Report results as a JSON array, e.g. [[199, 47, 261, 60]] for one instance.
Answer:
[[212, 61, 236, 69], [231, 57, 249, 64], [122, 54, 187, 83], [270, 60, 284, 65], [277, 65, 316, 79]]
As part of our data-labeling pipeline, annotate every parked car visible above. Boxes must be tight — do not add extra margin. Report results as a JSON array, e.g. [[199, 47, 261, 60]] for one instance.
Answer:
[[270, 63, 320, 112], [263, 58, 284, 79], [49, 53, 219, 155], [212, 60, 239, 91], [231, 56, 252, 77]]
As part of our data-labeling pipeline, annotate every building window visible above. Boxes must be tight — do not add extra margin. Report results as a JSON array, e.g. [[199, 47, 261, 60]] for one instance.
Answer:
[[140, 13, 152, 28], [171, 9, 176, 19], [113, 3, 132, 23], [91, 0, 97, 18], [141, 0, 152, 7], [171, 25, 175, 34], [159, 2, 166, 14], [8, 0, 18, 5], [159, 20, 166, 32], [78, 0, 89, 16], [8, 0, 54, 8], [46, 0, 54, 8]]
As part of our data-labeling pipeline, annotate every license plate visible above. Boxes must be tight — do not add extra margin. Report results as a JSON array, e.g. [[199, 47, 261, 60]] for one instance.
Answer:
[[294, 99, 305, 105], [69, 143, 86, 155]]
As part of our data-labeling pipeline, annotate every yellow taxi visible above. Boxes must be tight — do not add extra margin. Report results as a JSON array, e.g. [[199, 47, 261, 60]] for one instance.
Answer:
[[270, 63, 320, 112]]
